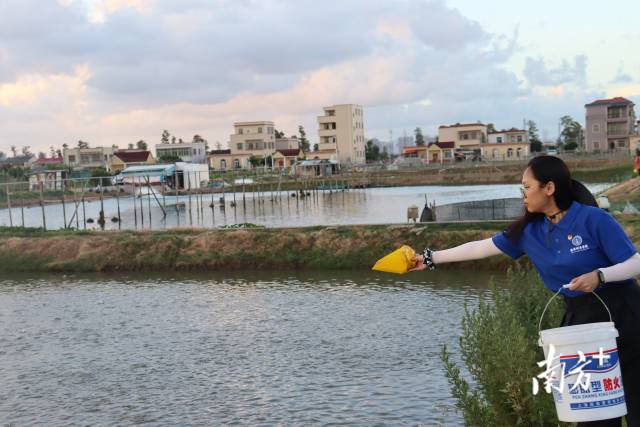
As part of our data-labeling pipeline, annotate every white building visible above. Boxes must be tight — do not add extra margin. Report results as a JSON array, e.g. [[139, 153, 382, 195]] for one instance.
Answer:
[[155, 141, 207, 164], [316, 104, 365, 164], [63, 146, 116, 171]]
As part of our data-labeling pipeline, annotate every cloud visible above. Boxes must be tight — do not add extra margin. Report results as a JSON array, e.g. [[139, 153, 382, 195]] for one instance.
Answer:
[[523, 55, 588, 88], [0, 0, 618, 153], [610, 68, 634, 84]]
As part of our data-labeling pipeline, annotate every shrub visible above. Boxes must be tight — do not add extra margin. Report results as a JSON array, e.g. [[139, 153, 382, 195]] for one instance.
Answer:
[[441, 268, 569, 426]]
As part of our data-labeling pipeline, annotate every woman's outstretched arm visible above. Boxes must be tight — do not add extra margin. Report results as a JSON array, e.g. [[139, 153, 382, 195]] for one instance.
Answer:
[[411, 238, 503, 271]]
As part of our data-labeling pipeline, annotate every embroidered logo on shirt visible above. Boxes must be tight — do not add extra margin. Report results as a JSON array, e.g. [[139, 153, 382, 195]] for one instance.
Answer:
[[569, 234, 589, 254]]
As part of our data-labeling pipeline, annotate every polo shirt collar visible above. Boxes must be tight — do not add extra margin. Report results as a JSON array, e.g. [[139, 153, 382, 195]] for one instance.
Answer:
[[544, 201, 580, 231]]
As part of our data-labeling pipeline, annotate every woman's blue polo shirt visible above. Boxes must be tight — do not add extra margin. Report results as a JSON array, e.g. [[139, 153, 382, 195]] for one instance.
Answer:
[[492, 201, 637, 297]]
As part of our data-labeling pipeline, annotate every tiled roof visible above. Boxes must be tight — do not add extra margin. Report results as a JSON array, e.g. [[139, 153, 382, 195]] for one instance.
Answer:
[[439, 123, 486, 128], [435, 141, 455, 149], [488, 128, 527, 134], [33, 157, 64, 164], [586, 97, 634, 107], [114, 150, 151, 163], [276, 149, 301, 157], [402, 146, 428, 154]]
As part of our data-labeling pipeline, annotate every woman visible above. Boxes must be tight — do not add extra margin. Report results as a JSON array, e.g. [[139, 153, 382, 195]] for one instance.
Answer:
[[411, 156, 640, 427]]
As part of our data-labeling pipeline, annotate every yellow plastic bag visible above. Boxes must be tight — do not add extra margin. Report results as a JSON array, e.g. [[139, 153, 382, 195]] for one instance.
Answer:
[[372, 245, 417, 274]]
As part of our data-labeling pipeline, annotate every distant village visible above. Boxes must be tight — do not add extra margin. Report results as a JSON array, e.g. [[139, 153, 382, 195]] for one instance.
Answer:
[[1, 97, 639, 190]]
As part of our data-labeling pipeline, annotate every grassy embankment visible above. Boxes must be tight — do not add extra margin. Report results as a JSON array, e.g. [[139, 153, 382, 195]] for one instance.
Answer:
[[2, 216, 640, 273]]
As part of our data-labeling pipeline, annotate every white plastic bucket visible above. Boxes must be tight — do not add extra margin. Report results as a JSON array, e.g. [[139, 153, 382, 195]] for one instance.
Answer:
[[538, 289, 627, 422]]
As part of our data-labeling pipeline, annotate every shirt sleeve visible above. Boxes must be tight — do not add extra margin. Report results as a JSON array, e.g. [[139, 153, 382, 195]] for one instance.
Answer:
[[491, 231, 525, 260], [594, 211, 637, 264]]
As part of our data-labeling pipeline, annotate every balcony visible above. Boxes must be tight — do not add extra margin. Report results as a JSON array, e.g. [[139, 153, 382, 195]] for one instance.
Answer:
[[318, 129, 337, 138]]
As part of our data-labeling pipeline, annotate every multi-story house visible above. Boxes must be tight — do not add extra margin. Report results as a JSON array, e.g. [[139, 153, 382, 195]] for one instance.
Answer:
[[438, 123, 529, 160], [438, 123, 487, 151], [63, 146, 116, 171], [208, 121, 275, 170], [316, 104, 365, 164], [155, 140, 207, 163], [585, 97, 637, 152], [486, 128, 530, 160]]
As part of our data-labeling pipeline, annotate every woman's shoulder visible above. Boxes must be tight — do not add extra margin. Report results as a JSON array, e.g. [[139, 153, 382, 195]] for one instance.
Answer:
[[576, 202, 609, 219]]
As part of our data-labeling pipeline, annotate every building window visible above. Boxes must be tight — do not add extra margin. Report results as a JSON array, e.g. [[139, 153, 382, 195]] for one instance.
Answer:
[[617, 140, 627, 148], [233, 159, 240, 169], [247, 142, 254, 150], [517, 135, 523, 142], [507, 148, 513, 158], [238, 128, 243, 135], [220, 159, 226, 170], [237, 143, 243, 150], [267, 127, 273, 134], [593, 141, 600, 150], [593, 123, 600, 133], [517, 148, 523, 157], [69, 155, 76, 163], [258, 127, 263, 133], [496, 137, 502, 143], [608, 123, 626, 135]]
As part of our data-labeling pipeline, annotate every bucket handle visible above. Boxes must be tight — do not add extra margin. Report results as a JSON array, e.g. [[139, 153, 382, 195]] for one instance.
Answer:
[[538, 284, 612, 333]]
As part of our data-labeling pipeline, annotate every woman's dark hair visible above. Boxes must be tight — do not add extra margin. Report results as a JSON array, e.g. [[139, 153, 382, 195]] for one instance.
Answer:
[[505, 155, 597, 242]]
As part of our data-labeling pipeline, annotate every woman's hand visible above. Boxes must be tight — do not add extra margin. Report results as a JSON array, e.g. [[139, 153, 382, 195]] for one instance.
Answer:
[[409, 255, 426, 272], [566, 271, 600, 292]]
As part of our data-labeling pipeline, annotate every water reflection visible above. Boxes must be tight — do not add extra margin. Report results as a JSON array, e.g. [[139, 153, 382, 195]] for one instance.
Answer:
[[0, 183, 613, 231], [0, 270, 503, 425]]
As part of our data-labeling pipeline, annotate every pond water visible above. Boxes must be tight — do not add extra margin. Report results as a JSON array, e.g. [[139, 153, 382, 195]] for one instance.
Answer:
[[0, 269, 504, 425], [0, 183, 613, 231]]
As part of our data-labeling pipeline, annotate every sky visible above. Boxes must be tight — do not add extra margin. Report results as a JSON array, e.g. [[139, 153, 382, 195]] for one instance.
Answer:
[[1, 0, 639, 156]]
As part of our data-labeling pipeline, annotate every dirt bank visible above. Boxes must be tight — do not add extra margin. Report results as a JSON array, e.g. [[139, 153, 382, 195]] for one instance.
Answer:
[[2, 217, 640, 273]]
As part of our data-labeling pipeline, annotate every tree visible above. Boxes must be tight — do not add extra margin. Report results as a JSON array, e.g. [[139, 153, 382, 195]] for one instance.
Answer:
[[274, 129, 285, 139], [136, 140, 148, 150], [527, 120, 543, 153], [414, 127, 425, 146], [381, 146, 390, 161], [62, 143, 68, 150], [10, 146, 17, 157], [178, 138, 184, 144], [313, 143, 319, 151], [77, 140, 89, 149], [486, 123, 496, 133], [90, 167, 111, 186], [38, 151, 46, 159], [159, 154, 182, 163], [171, 136, 176, 144], [564, 141, 578, 151], [0, 151, 5, 160], [21, 146, 32, 156], [161, 130, 171, 144], [49, 146, 56, 157], [56, 149, 62, 158], [298, 126, 310, 152], [559, 115, 583, 149], [365, 139, 381, 162]]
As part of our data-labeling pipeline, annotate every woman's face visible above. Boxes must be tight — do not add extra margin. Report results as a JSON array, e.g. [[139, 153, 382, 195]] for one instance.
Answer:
[[521, 167, 555, 213]]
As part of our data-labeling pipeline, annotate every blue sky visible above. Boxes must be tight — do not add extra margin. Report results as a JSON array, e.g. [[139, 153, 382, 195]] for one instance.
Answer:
[[0, 0, 638, 155]]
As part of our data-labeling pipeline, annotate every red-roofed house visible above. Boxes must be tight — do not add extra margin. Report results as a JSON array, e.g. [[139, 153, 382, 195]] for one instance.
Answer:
[[273, 148, 304, 169], [585, 96, 637, 152], [110, 150, 156, 172], [402, 142, 454, 163]]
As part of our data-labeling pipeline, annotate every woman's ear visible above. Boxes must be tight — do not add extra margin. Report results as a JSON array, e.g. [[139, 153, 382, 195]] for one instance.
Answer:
[[545, 181, 556, 196]]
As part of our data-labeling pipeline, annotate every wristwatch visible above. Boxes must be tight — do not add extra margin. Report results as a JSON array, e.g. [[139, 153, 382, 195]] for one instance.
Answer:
[[596, 269, 605, 286]]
